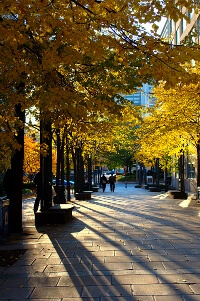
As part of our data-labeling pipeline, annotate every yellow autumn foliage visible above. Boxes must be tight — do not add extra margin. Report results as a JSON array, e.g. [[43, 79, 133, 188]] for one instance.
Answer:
[[135, 65, 200, 169], [0, 1, 200, 169]]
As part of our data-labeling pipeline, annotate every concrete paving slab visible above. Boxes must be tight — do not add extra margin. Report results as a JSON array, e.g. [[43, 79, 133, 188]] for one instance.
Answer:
[[148, 255, 188, 262], [1, 264, 46, 275], [24, 276, 60, 287], [5, 299, 61, 301], [111, 274, 159, 285], [58, 275, 112, 286], [190, 284, 200, 294], [163, 261, 200, 270], [63, 298, 99, 301], [81, 284, 132, 298], [132, 283, 193, 295], [104, 255, 148, 263], [101, 297, 154, 301], [157, 274, 200, 284], [182, 296, 200, 301], [92, 262, 133, 271], [30, 286, 82, 298], [154, 296, 184, 301], [44, 262, 93, 274], [0, 277, 29, 287], [0, 287, 33, 299]]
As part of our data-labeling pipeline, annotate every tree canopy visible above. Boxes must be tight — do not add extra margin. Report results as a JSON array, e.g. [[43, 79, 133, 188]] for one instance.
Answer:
[[1, 0, 200, 170], [1, 1, 200, 232], [134, 63, 200, 170]]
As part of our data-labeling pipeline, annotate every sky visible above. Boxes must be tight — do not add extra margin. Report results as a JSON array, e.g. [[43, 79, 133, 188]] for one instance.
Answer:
[[144, 17, 167, 35]]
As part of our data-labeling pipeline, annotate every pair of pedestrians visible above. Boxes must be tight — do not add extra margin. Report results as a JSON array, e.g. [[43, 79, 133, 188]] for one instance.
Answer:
[[100, 174, 116, 192]]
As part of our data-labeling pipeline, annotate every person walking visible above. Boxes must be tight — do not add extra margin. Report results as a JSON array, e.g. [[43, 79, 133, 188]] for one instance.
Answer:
[[3, 169, 14, 199], [33, 171, 42, 213], [109, 173, 116, 192], [100, 174, 107, 192]]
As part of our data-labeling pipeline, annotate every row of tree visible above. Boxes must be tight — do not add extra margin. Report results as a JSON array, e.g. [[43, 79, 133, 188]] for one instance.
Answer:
[[1, 1, 200, 232], [134, 64, 200, 190]]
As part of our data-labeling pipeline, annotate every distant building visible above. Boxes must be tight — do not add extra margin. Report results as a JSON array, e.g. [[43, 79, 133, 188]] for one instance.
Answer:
[[122, 83, 155, 108], [160, 7, 200, 195], [161, 7, 200, 44]]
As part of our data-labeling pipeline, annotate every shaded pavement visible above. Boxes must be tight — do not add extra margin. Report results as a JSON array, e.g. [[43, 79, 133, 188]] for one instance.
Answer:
[[0, 183, 200, 300]]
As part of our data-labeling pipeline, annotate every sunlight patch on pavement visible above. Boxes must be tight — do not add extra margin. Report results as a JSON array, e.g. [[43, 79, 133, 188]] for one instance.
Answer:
[[179, 199, 192, 208], [179, 197, 200, 208], [152, 193, 169, 199]]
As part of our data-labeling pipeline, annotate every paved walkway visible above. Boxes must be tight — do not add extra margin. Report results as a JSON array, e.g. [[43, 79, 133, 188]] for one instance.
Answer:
[[0, 183, 200, 301]]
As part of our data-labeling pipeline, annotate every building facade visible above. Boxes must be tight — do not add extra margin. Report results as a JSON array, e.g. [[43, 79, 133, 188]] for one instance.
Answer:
[[161, 7, 200, 194], [122, 83, 155, 108], [161, 7, 200, 44]]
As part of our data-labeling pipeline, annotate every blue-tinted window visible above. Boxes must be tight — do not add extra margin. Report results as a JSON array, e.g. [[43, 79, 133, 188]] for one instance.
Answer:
[[187, 155, 196, 178]]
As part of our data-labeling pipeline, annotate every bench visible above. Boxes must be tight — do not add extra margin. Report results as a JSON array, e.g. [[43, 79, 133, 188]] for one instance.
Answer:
[[49, 204, 75, 218], [75, 191, 92, 200], [91, 187, 99, 192], [149, 187, 162, 192], [168, 190, 188, 199], [35, 204, 75, 225]]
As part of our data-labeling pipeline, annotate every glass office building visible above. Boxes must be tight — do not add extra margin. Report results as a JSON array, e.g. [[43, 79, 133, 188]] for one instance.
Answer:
[[122, 83, 155, 108], [161, 7, 200, 44], [160, 7, 200, 194]]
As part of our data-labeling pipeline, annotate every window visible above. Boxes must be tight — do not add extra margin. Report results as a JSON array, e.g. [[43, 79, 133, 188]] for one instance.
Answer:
[[187, 155, 196, 178], [197, 18, 200, 34], [183, 18, 187, 31], [180, 19, 184, 36], [187, 10, 192, 20], [175, 30, 179, 44], [169, 20, 173, 34]]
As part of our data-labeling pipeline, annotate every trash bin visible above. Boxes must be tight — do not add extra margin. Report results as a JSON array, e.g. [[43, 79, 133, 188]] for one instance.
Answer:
[[0, 198, 10, 243]]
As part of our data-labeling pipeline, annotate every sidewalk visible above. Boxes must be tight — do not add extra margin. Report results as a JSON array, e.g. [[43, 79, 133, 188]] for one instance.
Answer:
[[0, 182, 200, 300]]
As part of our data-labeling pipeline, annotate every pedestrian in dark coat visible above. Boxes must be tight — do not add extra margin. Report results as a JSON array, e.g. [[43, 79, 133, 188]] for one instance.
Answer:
[[100, 174, 107, 192], [109, 174, 116, 192]]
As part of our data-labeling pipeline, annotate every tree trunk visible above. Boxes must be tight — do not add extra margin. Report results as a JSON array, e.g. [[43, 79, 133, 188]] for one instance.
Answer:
[[164, 167, 168, 192], [56, 129, 61, 202], [61, 134, 65, 184], [179, 153, 185, 193], [75, 147, 85, 193], [155, 158, 160, 188], [197, 141, 200, 187], [197, 141, 200, 199], [59, 133, 66, 203], [75, 147, 81, 193], [72, 149, 76, 196], [66, 134, 71, 202], [88, 155, 92, 189], [40, 120, 52, 210], [9, 104, 25, 233]]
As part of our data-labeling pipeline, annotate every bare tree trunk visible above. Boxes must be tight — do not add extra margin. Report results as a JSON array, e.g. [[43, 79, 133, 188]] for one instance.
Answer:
[[179, 153, 185, 193], [75, 147, 85, 193], [56, 129, 61, 203], [155, 158, 160, 188], [10, 104, 25, 233], [66, 134, 71, 202], [40, 120, 52, 210], [61, 134, 65, 185], [88, 155, 92, 190], [197, 140, 200, 198]]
